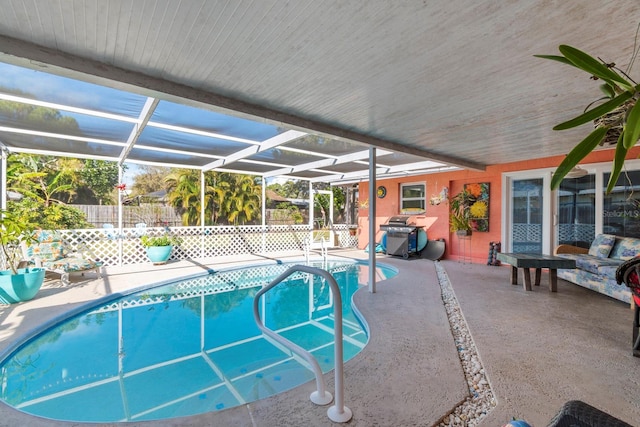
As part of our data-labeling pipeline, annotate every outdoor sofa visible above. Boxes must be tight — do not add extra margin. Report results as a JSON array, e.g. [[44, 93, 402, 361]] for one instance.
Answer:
[[554, 234, 640, 304]]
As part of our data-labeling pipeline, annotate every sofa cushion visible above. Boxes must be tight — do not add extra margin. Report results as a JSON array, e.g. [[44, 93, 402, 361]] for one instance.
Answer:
[[575, 255, 621, 275], [598, 263, 624, 281], [609, 237, 640, 261], [587, 233, 616, 258], [25, 231, 68, 262]]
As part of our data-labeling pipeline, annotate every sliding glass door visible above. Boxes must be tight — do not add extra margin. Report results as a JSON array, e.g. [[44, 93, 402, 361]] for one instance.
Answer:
[[504, 160, 640, 254], [510, 177, 544, 254]]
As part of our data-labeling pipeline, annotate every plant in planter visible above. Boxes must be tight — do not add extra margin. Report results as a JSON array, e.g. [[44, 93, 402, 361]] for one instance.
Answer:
[[535, 40, 640, 193], [449, 189, 473, 236], [0, 210, 45, 303], [140, 234, 183, 265]]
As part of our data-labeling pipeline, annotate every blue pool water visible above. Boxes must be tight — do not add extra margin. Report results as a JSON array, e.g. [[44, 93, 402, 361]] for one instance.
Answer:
[[0, 260, 396, 422]]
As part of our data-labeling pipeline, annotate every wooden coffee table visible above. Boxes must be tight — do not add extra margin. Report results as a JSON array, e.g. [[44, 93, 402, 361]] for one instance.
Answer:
[[496, 253, 576, 292]]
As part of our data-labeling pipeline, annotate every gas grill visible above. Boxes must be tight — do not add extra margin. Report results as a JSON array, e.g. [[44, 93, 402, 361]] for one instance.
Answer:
[[379, 216, 425, 259]]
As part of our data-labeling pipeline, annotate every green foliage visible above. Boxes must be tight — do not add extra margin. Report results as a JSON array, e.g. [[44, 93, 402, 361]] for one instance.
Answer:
[[165, 170, 262, 226], [0, 210, 37, 274], [273, 203, 304, 224], [535, 43, 640, 193], [79, 160, 120, 204], [312, 184, 345, 227], [140, 234, 182, 247], [7, 153, 120, 207], [8, 199, 91, 230], [449, 190, 473, 232], [269, 180, 309, 199], [164, 168, 204, 225], [131, 165, 170, 196]]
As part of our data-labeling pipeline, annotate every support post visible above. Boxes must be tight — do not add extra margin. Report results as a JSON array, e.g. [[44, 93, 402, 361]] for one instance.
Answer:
[[1, 150, 6, 211], [262, 177, 266, 253], [201, 170, 205, 258], [368, 147, 376, 293], [117, 166, 123, 266]]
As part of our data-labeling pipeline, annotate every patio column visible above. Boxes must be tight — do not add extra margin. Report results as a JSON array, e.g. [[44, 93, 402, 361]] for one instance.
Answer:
[[1, 150, 6, 211], [368, 147, 376, 293], [201, 170, 205, 258], [261, 177, 266, 253], [117, 166, 123, 266], [309, 181, 314, 242]]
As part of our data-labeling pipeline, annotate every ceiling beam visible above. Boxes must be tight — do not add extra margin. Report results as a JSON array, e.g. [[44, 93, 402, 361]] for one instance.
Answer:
[[264, 148, 394, 178], [312, 165, 461, 183], [0, 36, 486, 172], [201, 129, 305, 171], [118, 97, 159, 166]]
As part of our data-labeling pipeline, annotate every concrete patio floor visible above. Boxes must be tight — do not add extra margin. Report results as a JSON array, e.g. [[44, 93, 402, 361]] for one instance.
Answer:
[[0, 249, 638, 426]]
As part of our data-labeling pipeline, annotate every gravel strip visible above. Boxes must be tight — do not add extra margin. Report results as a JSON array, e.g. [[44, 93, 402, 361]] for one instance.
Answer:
[[435, 261, 497, 426]]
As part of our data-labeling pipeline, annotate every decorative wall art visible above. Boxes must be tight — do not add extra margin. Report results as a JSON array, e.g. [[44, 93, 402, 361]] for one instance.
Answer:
[[464, 182, 490, 232], [429, 186, 448, 205]]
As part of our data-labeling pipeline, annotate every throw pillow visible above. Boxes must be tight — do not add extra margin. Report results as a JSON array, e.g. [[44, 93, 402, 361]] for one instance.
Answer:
[[588, 234, 616, 258]]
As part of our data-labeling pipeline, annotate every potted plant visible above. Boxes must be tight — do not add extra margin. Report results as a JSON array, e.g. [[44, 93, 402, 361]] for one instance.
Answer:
[[449, 189, 473, 236], [140, 234, 182, 265], [535, 41, 640, 193], [0, 210, 45, 303]]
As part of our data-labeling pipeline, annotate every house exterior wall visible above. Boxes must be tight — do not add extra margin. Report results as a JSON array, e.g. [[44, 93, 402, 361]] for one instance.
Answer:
[[356, 147, 640, 263]]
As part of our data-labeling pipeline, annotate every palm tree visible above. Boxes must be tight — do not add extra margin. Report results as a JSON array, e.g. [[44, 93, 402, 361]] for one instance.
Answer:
[[166, 170, 262, 226], [165, 169, 202, 226], [227, 175, 261, 225]]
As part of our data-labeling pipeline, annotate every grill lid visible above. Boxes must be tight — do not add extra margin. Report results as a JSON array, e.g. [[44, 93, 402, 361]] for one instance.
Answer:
[[387, 215, 411, 226]]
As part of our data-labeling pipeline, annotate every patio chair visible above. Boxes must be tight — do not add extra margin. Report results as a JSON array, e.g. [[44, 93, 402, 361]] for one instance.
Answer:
[[102, 223, 118, 239], [615, 256, 640, 357], [134, 222, 147, 237], [21, 230, 103, 286]]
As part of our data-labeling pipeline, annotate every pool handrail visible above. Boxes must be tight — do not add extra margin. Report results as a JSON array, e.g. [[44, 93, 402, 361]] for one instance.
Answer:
[[252, 264, 352, 423]]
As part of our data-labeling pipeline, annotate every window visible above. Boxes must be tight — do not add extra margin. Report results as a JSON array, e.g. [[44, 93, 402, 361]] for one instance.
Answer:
[[603, 170, 640, 238], [557, 174, 595, 248], [400, 182, 425, 214]]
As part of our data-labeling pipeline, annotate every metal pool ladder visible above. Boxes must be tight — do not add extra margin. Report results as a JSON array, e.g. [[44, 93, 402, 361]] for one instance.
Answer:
[[252, 264, 352, 423]]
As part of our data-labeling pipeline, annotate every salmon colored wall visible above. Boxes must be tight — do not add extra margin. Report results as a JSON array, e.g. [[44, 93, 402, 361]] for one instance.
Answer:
[[356, 147, 640, 263]]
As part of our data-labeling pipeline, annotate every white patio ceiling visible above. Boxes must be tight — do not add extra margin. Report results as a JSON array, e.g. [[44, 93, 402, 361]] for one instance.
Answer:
[[0, 1, 638, 183]]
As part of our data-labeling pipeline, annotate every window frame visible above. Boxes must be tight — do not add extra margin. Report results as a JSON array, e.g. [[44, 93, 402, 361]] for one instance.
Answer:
[[400, 181, 426, 215]]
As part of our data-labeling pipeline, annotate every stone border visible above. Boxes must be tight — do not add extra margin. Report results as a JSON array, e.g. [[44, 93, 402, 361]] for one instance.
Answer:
[[435, 261, 496, 426]]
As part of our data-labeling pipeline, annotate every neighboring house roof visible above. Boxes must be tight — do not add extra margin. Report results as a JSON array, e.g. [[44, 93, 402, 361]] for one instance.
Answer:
[[266, 189, 308, 206]]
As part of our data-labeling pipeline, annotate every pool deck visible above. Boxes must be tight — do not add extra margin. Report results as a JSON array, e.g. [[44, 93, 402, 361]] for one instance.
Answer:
[[0, 249, 639, 426]]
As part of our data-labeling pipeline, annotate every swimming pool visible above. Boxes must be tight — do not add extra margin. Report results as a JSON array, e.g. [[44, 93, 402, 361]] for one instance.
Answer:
[[0, 260, 396, 422]]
